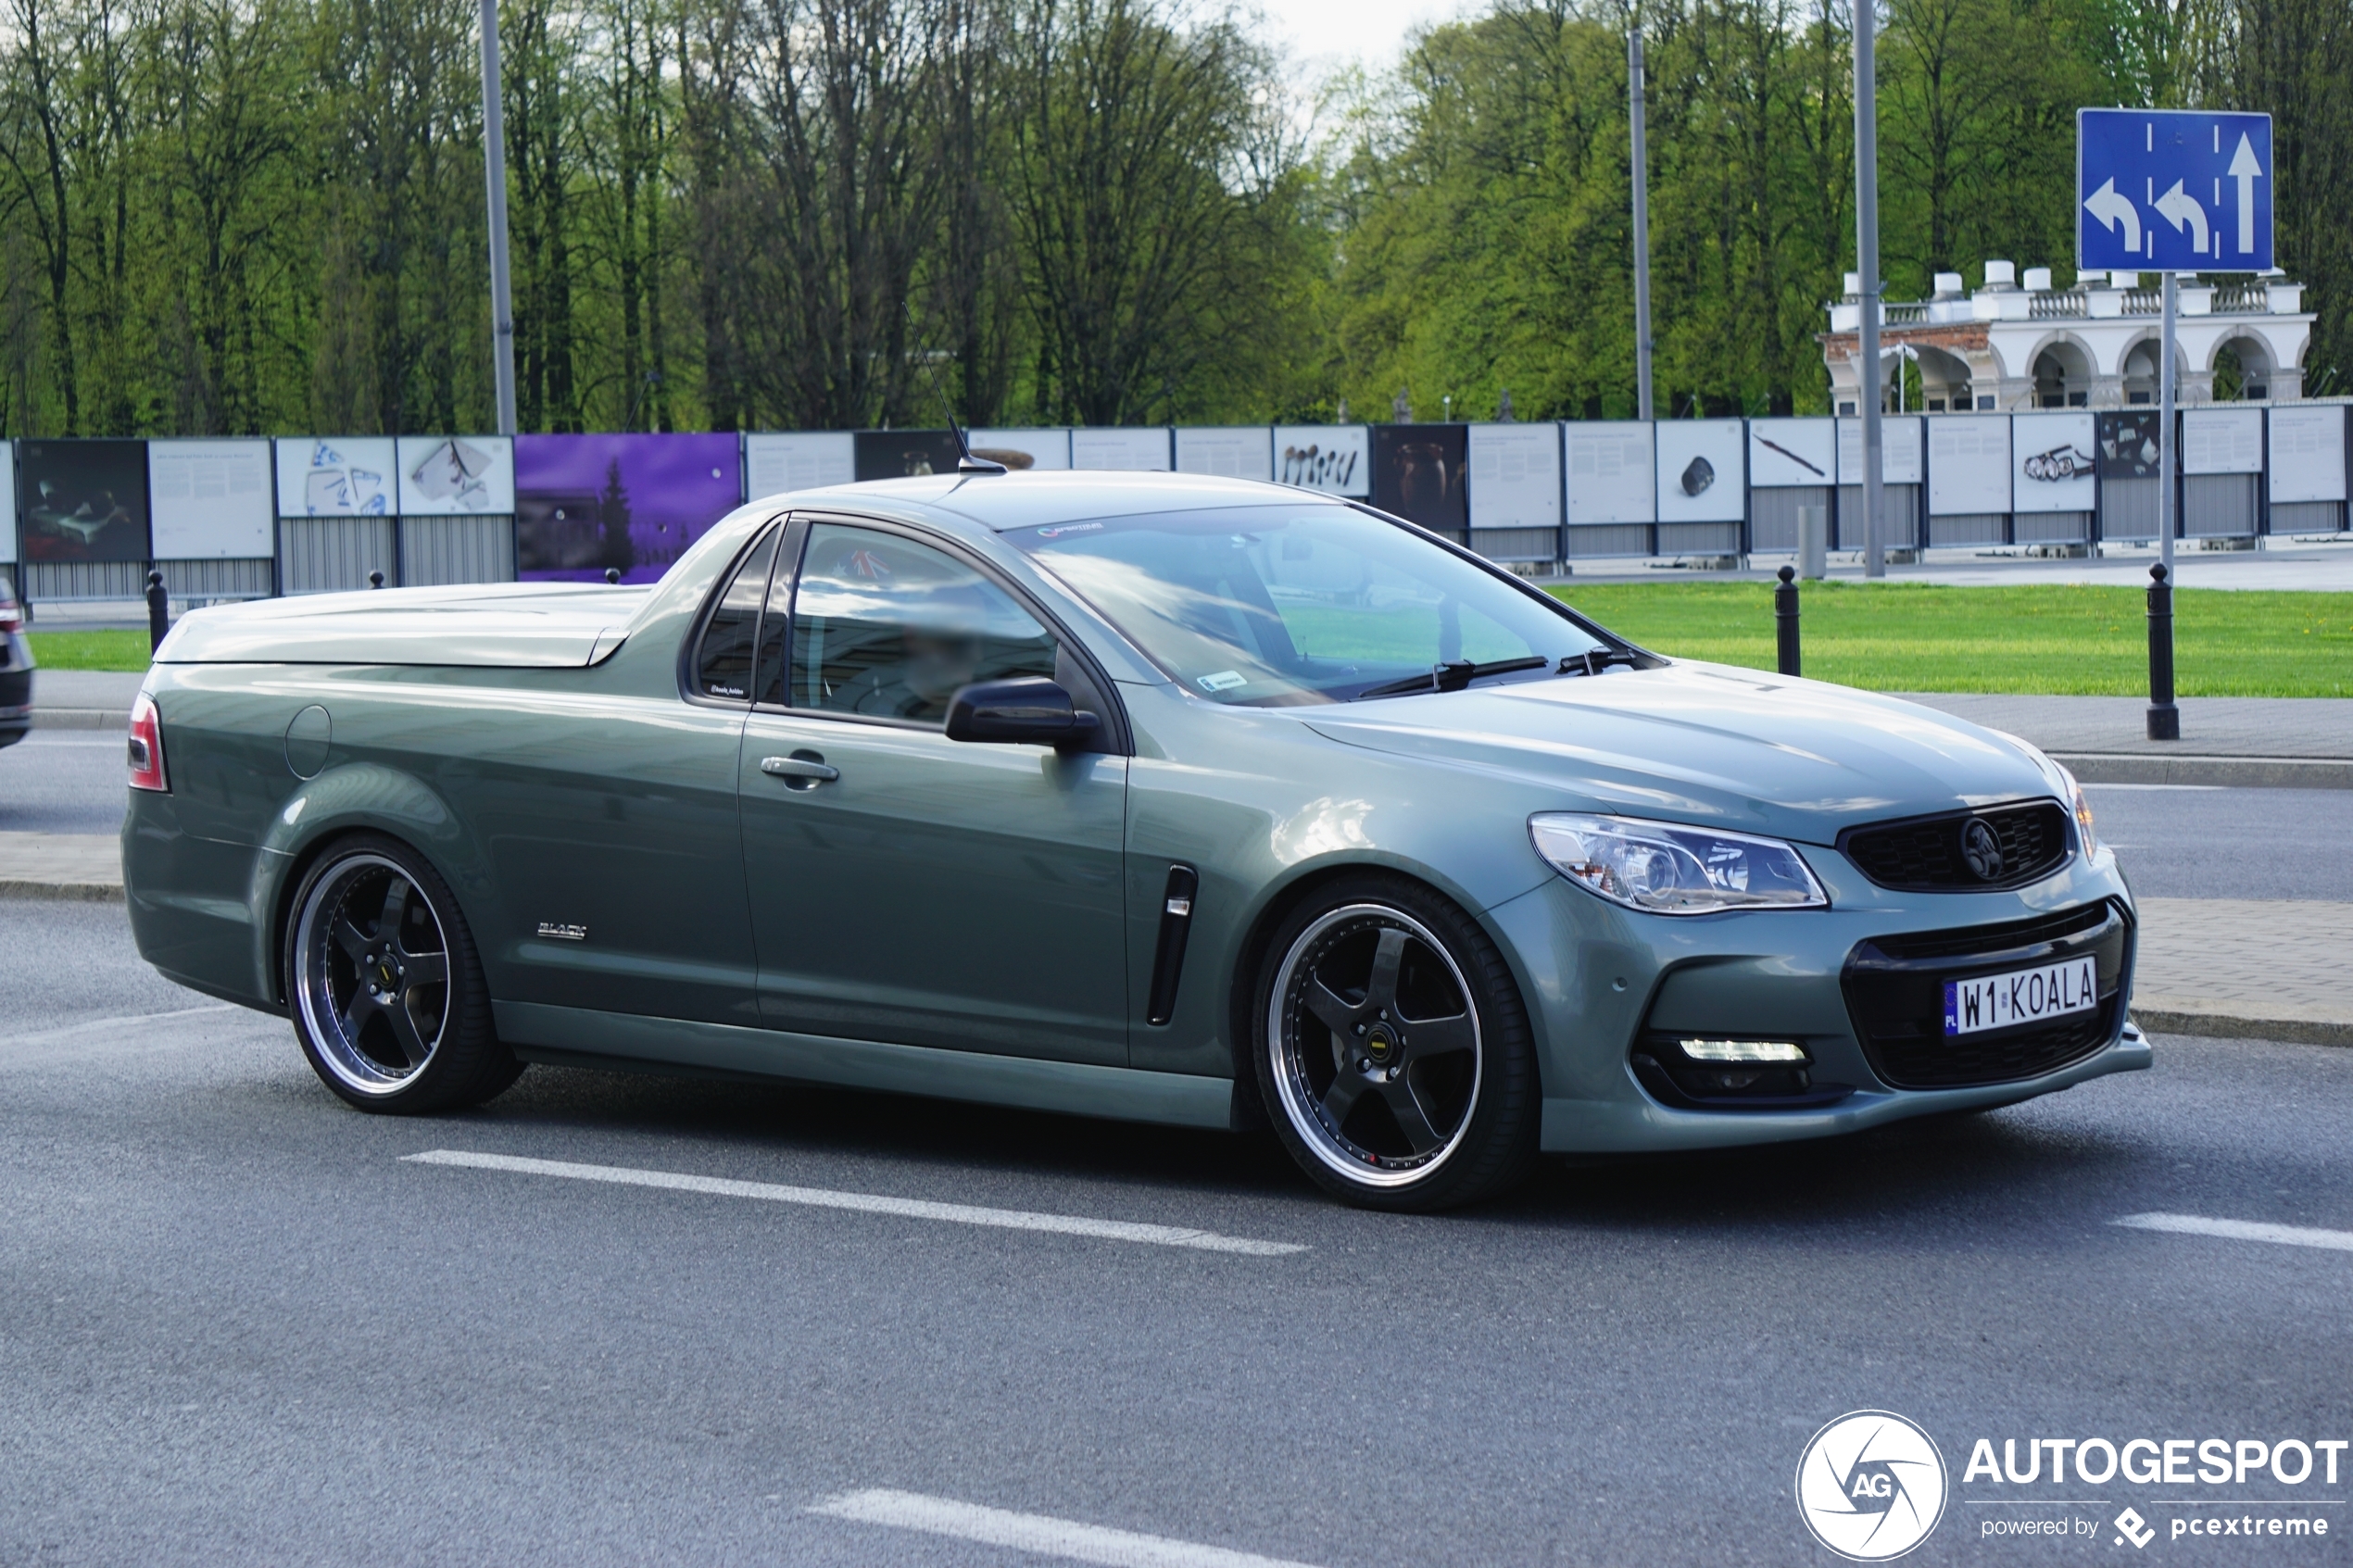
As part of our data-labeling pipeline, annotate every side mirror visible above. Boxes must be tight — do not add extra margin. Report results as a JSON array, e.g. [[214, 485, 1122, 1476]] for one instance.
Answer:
[[945, 677, 1101, 747]]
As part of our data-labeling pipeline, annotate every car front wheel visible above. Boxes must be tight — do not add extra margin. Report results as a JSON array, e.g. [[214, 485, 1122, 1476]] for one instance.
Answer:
[[1252, 875, 1538, 1210], [285, 834, 523, 1113]]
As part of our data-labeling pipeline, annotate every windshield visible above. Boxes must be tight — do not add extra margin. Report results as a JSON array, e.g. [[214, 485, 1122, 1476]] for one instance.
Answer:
[[1005, 504, 1616, 706]]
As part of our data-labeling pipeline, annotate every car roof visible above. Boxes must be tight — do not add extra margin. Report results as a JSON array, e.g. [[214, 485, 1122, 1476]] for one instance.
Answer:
[[775, 470, 1348, 533]]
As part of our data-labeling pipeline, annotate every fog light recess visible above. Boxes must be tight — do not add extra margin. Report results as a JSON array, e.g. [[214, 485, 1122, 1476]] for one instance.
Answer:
[[1630, 1035, 1854, 1111]]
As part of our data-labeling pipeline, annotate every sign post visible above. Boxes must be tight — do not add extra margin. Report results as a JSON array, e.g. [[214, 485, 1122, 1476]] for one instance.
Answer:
[[2078, 108, 2273, 741], [1855, 2, 1885, 578]]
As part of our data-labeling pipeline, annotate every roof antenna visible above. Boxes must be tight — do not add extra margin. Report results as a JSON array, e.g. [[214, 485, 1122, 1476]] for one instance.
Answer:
[[904, 307, 1005, 474]]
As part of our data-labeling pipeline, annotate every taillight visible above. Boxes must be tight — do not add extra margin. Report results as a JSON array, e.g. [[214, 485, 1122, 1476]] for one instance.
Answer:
[[0, 594, 22, 634], [128, 693, 169, 793]]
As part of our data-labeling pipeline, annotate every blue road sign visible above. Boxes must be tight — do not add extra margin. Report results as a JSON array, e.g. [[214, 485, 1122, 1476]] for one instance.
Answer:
[[2078, 108, 2272, 273]]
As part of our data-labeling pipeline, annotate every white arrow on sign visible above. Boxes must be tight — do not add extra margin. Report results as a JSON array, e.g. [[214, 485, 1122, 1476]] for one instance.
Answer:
[[2156, 179, 2209, 252], [2083, 178, 2142, 253], [2229, 132, 2262, 255]]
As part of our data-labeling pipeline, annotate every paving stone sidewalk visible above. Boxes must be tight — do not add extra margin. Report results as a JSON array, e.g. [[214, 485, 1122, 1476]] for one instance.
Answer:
[[2129, 898, 2353, 1047], [0, 833, 126, 900], [1897, 693, 2353, 787], [1897, 693, 2353, 758], [25, 670, 145, 729], [3, 831, 2342, 1046]]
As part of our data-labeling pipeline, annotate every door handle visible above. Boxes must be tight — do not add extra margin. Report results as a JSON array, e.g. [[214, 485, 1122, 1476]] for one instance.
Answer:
[[761, 753, 839, 787]]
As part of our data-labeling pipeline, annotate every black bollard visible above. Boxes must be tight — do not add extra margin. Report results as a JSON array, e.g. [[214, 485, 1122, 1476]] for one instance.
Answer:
[[145, 569, 169, 653], [368, 570, 385, 590], [605, 567, 622, 584], [1774, 564, 1801, 677], [2145, 562, 2179, 740]]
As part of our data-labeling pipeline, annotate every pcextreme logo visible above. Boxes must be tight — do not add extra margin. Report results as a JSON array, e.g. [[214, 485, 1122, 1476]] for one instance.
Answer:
[[1796, 1410, 1951, 1561]]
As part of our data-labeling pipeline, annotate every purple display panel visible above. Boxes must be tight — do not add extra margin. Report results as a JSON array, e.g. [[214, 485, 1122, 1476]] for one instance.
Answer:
[[515, 433, 743, 584]]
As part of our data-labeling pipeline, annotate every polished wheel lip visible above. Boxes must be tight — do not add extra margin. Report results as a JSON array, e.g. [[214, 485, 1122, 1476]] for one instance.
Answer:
[[294, 852, 451, 1098], [1266, 902, 1483, 1190]]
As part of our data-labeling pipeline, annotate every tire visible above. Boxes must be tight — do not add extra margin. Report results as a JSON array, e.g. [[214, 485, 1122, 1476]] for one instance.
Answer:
[[284, 833, 524, 1113], [1251, 873, 1539, 1210]]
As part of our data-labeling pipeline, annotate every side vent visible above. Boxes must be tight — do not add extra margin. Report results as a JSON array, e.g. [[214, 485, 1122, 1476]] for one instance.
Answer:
[[1146, 865, 1200, 1027]]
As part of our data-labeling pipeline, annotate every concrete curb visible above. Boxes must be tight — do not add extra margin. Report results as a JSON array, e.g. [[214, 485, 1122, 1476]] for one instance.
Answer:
[[2132, 1004, 2353, 1047], [2054, 752, 2353, 789], [30, 709, 127, 732], [0, 877, 122, 902]]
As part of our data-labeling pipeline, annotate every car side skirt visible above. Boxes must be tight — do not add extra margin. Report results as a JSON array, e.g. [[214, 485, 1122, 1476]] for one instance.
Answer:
[[496, 1001, 1236, 1132]]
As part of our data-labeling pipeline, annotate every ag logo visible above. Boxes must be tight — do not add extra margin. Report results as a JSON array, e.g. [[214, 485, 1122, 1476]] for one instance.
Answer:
[[1794, 1410, 1949, 1561]]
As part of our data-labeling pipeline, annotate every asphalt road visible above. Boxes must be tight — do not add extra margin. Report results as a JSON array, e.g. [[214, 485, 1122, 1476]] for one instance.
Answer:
[[10, 731, 2353, 902], [0, 732, 129, 836], [3, 897, 2347, 1565], [2082, 783, 2353, 902]]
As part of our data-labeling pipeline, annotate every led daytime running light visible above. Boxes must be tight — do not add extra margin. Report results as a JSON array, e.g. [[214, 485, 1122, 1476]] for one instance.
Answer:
[[1679, 1038, 1808, 1064]]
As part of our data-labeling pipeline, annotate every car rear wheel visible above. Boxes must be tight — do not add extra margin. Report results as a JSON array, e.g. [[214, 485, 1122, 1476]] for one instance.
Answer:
[[1252, 874, 1538, 1210], [286, 834, 523, 1113]]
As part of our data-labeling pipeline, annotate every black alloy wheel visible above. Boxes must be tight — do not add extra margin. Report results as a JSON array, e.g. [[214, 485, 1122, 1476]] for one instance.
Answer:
[[286, 833, 522, 1112], [1253, 873, 1538, 1210]]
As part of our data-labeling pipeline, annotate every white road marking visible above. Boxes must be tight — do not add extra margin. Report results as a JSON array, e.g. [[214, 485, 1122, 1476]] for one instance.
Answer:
[[404, 1150, 1307, 1256], [808, 1488, 1327, 1568], [1, 1003, 239, 1051], [0, 1004, 254, 1073], [2115, 1212, 2353, 1253]]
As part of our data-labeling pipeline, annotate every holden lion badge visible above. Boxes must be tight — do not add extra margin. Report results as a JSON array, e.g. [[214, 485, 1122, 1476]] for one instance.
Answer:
[[1794, 1410, 1947, 1561]]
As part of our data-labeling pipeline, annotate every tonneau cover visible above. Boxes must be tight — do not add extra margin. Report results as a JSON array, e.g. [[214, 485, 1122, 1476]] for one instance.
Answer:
[[154, 582, 651, 668]]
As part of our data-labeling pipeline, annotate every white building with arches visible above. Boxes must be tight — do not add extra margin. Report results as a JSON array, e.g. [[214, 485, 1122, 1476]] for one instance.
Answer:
[[1819, 261, 2314, 413]]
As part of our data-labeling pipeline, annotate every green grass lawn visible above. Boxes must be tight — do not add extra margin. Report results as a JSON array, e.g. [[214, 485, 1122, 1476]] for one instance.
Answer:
[[29, 583, 2353, 694], [26, 630, 152, 671], [1548, 581, 2353, 696]]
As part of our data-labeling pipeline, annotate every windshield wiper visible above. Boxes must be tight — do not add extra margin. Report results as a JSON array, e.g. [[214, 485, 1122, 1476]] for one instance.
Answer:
[[1557, 647, 1645, 677], [1353, 656, 1553, 700]]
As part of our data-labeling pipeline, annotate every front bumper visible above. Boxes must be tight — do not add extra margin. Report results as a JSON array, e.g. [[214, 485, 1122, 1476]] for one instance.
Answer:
[[1484, 838, 2150, 1155], [0, 653, 31, 747]]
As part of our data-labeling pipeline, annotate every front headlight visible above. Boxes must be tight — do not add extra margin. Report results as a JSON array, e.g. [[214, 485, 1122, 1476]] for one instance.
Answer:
[[1529, 812, 1829, 914], [2058, 763, 2096, 852]]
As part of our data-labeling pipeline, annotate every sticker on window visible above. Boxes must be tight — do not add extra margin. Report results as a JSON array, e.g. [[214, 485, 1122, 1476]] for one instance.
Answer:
[[1197, 671, 1248, 693]]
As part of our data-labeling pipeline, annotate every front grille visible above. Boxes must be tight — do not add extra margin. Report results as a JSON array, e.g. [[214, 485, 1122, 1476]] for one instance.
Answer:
[[1865, 900, 2114, 962], [1843, 899, 2132, 1089], [1840, 801, 2072, 892]]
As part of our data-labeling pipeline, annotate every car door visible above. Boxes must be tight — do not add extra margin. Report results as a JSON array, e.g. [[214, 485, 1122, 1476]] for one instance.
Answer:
[[458, 522, 781, 1027], [738, 516, 1131, 1065]]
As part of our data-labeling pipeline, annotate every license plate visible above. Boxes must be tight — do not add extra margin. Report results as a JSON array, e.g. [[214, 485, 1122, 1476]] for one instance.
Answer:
[[1944, 957, 2098, 1036]]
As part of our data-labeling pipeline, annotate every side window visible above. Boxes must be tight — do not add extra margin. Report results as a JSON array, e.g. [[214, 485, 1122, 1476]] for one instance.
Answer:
[[790, 523, 1056, 725], [692, 526, 779, 702]]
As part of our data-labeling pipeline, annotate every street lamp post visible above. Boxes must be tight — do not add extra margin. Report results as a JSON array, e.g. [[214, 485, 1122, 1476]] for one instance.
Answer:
[[1629, 23, 1655, 423]]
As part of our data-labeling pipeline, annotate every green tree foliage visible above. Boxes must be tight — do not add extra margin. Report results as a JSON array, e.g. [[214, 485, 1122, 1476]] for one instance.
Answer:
[[0, 0, 2343, 434], [1326, 0, 2350, 417]]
